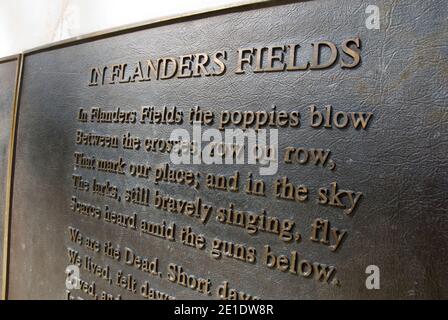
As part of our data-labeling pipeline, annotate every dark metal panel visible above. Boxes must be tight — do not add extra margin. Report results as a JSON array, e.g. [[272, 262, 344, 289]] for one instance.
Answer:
[[7, 0, 448, 299]]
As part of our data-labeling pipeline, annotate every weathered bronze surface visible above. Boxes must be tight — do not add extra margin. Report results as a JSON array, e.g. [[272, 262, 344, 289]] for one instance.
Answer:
[[5, 0, 448, 299], [0, 55, 20, 297]]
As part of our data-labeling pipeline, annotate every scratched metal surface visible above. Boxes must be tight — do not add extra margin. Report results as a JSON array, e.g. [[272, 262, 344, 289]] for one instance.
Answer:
[[0, 58, 17, 289], [8, 0, 448, 299]]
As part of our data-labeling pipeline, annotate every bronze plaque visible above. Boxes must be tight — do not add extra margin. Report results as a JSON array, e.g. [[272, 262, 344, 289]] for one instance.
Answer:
[[6, 0, 448, 299], [0, 55, 20, 294]]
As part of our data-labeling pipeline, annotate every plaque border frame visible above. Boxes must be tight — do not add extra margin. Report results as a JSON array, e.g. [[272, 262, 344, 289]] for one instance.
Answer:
[[24, 0, 276, 56], [1, 53, 23, 300]]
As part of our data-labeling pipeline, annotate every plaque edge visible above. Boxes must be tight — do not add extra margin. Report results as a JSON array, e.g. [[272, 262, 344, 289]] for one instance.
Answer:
[[1, 53, 23, 300], [19, 0, 299, 56]]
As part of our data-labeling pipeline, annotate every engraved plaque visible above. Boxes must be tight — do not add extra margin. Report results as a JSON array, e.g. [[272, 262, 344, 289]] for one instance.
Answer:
[[6, 0, 448, 299], [0, 55, 19, 292]]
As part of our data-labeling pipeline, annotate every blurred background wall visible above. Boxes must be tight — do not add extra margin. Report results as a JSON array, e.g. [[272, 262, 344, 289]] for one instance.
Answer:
[[0, 0, 252, 57]]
